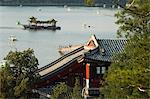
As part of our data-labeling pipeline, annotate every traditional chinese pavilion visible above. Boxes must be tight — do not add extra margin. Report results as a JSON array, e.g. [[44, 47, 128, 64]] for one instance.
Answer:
[[34, 35, 127, 98]]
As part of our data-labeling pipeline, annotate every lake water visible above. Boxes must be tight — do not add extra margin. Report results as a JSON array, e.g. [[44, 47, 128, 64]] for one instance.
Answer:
[[0, 6, 119, 67]]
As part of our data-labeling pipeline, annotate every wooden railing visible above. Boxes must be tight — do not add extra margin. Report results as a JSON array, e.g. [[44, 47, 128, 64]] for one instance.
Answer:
[[32, 89, 51, 98]]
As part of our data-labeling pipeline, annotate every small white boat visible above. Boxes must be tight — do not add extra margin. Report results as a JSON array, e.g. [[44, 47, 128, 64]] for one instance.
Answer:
[[103, 4, 106, 8], [64, 5, 68, 8], [37, 8, 42, 11], [8, 35, 17, 41], [112, 5, 115, 8], [118, 6, 121, 9], [19, 5, 22, 7], [96, 10, 100, 15], [67, 7, 71, 12], [82, 23, 87, 28]]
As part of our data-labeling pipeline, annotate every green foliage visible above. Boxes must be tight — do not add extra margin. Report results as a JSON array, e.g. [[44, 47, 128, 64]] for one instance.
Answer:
[[51, 78, 83, 99], [14, 76, 29, 97], [4, 48, 39, 84], [115, 0, 150, 38], [101, 37, 150, 99], [0, 48, 39, 98], [0, 65, 14, 98], [101, 0, 150, 99], [51, 82, 68, 99], [72, 78, 83, 99]]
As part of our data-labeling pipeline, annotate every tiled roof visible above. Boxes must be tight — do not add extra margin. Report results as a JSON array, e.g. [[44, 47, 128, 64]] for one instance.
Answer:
[[85, 39, 127, 62]]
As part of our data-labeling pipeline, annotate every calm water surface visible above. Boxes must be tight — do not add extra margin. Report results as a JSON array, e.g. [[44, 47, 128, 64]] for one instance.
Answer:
[[0, 6, 119, 67]]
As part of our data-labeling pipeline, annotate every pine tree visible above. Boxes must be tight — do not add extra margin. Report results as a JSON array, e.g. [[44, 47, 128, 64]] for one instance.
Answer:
[[51, 82, 68, 99], [0, 64, 14, 98], [72, 78, 83, 99], [0, 48, 39, 98], [101, 0, 150, 98]]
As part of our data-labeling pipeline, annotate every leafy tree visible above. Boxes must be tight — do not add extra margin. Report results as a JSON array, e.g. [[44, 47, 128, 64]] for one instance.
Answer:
[[0, 48, 39, 98], [101, 0, 150, 99], [4, 48, 39, 85], [72, 77, 83, 99], [115, 0, 150, 38], [51, 78, 83, 99], [51, 82, 68, 99], [0, 64, 14, 98]]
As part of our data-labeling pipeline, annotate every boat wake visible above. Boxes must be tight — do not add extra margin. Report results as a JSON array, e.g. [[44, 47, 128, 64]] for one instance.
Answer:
[[0, 26, 21, 29]]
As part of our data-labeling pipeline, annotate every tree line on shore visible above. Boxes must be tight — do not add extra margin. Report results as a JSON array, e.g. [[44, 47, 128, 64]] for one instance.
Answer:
[[0, 0, 127, 7]]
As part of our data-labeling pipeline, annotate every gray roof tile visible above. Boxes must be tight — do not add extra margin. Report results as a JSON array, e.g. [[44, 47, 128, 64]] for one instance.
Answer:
[[85, 39, 127, 62]]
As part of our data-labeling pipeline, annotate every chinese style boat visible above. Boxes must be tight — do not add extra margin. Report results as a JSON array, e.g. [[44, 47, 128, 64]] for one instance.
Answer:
[[19, 16, 61, 30]]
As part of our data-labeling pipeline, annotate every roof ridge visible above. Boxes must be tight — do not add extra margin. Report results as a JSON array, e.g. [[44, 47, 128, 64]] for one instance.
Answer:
[[97, 38, 127, 41]]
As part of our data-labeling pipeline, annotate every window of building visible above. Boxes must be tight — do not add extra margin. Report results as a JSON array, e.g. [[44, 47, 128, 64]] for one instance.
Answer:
[[101, 67, 106, 74], [96, 67, 100, 74]]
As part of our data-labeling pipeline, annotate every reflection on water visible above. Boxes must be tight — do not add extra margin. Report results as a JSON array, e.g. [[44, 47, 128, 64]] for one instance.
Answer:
[[0, 6, 119, 67]]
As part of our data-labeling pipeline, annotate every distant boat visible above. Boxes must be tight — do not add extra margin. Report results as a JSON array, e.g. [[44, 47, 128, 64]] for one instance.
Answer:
[[19, 4, 22, 7], [112, 5, 115, 8], [37, 8, 42, 11], [118, 6, 121, 9], [8, 35, 17, 41], [103, 4, 106, 8], [96, 10, 100, 15], [67, 7, 71, 12], [82, 23, 87, 28], [19, 16, 61, 31], [64, 5, 68, 8]]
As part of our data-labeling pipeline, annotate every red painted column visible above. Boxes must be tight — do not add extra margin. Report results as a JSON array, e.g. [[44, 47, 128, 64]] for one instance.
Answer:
[[86, 63, 90, 88]]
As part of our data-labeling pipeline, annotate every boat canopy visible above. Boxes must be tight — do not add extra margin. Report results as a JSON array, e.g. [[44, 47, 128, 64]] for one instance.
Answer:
[[29, 17, 57, 24]]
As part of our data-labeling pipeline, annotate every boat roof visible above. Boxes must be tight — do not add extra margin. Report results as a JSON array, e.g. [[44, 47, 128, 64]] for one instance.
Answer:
[[29, 18, 57, 23]]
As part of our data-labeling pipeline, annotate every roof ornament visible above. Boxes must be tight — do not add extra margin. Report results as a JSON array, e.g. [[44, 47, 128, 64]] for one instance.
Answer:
[[101, 48, 105, 56]]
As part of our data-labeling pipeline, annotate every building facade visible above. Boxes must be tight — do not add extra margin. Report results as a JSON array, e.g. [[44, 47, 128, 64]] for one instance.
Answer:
[[34, 35, 127, 98]]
